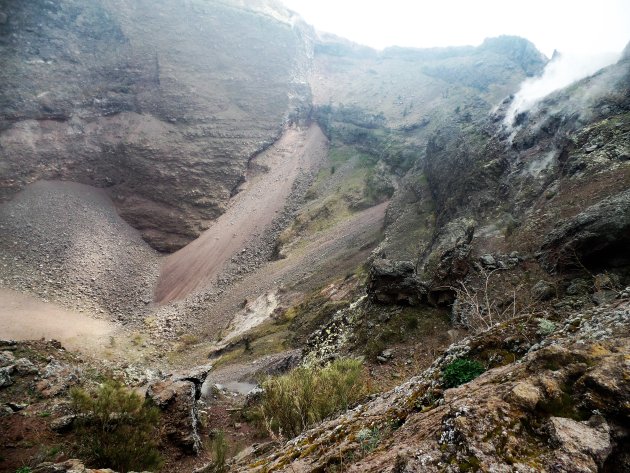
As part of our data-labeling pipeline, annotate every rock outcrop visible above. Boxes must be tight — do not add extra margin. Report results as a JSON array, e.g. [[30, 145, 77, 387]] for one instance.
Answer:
[[539, 189, 630, 272], [367, 259, 425, 306], [235, 301, 630, 472], [146, 365, 212, 454]]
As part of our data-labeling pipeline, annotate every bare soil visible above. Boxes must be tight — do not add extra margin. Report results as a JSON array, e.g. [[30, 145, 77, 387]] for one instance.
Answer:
[[155, 124, 328, 303], [0, 288, 116, 355]]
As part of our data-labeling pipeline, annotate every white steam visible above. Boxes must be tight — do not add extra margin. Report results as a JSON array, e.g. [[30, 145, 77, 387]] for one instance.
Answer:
[[505, 51, 622, 127]]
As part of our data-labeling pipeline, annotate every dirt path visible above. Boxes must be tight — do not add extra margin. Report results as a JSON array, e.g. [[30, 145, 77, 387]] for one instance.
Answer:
[[155, 124, 328, 303], [0, 288, 117, 355]]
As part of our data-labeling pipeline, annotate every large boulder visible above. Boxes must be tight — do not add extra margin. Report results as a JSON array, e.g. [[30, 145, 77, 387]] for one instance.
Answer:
[[547, 416, 612, 472], [367, 259, 425, 305], [146, 364, 211, 454], [539, 189, 630, 272]]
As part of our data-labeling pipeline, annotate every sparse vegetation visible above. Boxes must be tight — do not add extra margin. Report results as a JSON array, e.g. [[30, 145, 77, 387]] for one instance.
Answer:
[[207, 429, 229, 473], [442, 358, 485, 388], [357, 427, 381, 454], [254, 358, 369, 437], [70, 381, 162, 472]]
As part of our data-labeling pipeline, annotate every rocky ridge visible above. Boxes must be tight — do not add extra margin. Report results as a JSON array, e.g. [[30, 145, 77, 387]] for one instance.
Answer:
[[235, 298, 630, 472]]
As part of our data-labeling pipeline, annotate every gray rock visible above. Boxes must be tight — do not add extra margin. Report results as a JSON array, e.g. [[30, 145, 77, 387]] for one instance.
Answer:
[[173, 364, 213, 400], [0, 12, 7, 25], [0, 366, 14, 388], [592, 290, 617, 306], [531, 280, 555, 301], [479, 254, 497, 268], [567, 278, 590, 296], [14, 358, 39, 375], [51, 414, 77, 432], [0, 350, 15, 367], [368, 259, 425, 305], [381, 349, 394, 359]]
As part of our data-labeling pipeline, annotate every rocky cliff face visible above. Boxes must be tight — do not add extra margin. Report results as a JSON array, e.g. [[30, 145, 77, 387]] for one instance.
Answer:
[[0, 0, 312, 251]]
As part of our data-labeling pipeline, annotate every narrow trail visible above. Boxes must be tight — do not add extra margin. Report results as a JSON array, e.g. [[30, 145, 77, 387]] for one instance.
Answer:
[[155, 124, 328, 303]]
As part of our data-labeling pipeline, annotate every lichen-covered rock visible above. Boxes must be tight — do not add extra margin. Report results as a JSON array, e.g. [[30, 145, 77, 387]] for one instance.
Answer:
[[0, 365, 14, 388], [13, 357, 39, 375], [547, 416, 612, 472], [234, 301, 629, 472], [0, 350, 16, 367], [35, 360, 80, 397]]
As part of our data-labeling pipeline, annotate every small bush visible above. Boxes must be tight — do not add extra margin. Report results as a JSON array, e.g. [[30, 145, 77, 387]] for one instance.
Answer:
[[256, 358, 368, 437], [442, 358, 485, 388], [70, 381, 162, 472], [357, 427, 381, 454]]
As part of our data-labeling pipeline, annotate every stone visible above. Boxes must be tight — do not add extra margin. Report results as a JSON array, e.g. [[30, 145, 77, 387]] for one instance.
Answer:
[[507, 381, 541, 410], [592, 290, 617, 306], [6, 402, 28, 412], [146, 378, 202, 454], [539, 189, 630, 272], [245, 387, 264, 407], [0, 12, 7, 25], [368, 259, 425, 305], [381, 349, 394, 359], [531, 280, 555, 301], [0, 366, 14, 388], [566, 278, 590, 296], [51, 414, 77, 432], [479, 254, 497, 268], [172, 364, 213, 400], [14, 357, 39, 375], [0, 350, 15, 367], [576, 353, 630, 415], [548, 416, 611, 468], [36, 360, 80, 397]]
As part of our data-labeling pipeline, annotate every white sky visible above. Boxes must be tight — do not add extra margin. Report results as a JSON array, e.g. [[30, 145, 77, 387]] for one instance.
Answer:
[[281, 0, 630, 57]]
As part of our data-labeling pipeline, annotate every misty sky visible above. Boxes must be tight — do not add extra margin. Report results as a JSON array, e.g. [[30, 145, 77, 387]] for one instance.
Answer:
[[281, 0, 630, 57]]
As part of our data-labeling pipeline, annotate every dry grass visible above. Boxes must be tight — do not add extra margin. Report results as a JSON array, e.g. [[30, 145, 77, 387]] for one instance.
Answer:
[[253, 358, 369, 438]]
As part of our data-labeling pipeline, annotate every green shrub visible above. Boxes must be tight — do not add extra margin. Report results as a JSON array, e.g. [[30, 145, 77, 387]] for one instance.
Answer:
[[208, 429, 229, 473], [256, 358, 368, 437], [70, 381, 162, 472], [442, 358, 485, 388], [15, 468, 32, 473], [357, 427, 381, 454]]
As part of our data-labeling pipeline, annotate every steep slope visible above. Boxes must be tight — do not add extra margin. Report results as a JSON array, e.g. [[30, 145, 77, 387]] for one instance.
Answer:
[[235, 299, 630, 472], [155, 124, 327, 304], [0, 0, 312, 252]]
